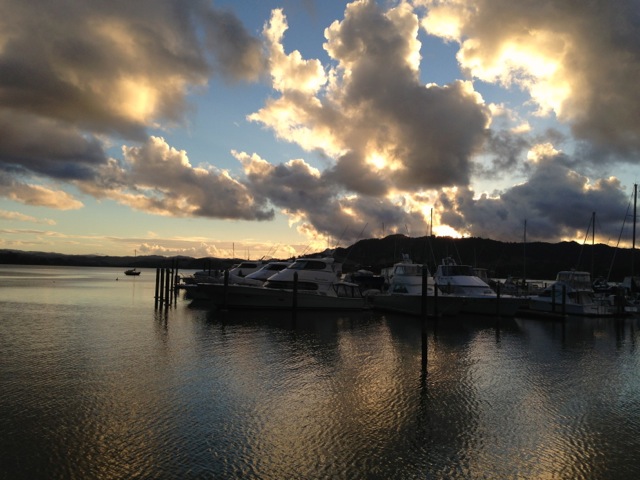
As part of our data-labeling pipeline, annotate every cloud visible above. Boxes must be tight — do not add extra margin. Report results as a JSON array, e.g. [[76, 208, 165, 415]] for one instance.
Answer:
[[1, 0, 636, 253], [235, 150, 432, 244], [438, 151, 631, 244], [137, 241, 224, 258], [0, 210, 56, 225], [251, 1, 490, 193], [0, 111, 105, 180], [0, 172, 83, 209], [0, 0, 265, 140], [0, 0, 266, 214], [77, 136, 274, 220], [419, 0, 640, 157]]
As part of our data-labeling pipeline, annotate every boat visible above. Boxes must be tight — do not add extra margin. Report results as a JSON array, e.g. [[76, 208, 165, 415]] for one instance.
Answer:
[[124, 249, 141, 275], [433, 257, 527, 316], [526, 270, 622, 317], [181, 260, 268, 288], [228, 260, 267, 278], [238, 261, 291, 285], [370, 256, 460, 317], [190, 257, 368, 310], [343, 269, 385, 292]]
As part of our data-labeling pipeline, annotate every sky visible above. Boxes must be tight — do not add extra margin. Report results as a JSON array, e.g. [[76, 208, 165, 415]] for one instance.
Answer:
[[1, 0, 640, 259]]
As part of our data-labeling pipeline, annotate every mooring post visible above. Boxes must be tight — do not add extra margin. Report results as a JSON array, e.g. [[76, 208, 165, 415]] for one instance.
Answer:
[[173, 263, 179, 303], [154, 267, 160, 308], [292, 271, 299, 315], [496, 282, 501, 317], [551, 285, 556, 313], [159, 268, 165, 307], [434, 283, 439, 319], [222, 269, 229, 310], [164, 268, 171, 307], [421, 315, 428, 373], [421, 266, 428, 320], [561, 284, 566, 317]]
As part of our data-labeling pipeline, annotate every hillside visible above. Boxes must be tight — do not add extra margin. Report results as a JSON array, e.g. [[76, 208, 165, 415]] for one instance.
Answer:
[[1, 234, 637, 281], [334, 234, 636, 281]]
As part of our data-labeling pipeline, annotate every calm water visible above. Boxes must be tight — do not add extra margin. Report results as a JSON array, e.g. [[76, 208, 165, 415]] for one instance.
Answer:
[[2, 265, 640, 479]]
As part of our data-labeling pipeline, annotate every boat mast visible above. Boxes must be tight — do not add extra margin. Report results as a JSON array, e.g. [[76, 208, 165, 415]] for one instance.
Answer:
[[591, 211, 595, 279], [523, 219, 527, 282], [633, 183, 637, 281]]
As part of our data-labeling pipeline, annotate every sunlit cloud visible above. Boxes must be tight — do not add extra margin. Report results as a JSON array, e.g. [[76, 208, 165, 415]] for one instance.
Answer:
[[0, 210, 56, 225], [76, 136, 274, 220]]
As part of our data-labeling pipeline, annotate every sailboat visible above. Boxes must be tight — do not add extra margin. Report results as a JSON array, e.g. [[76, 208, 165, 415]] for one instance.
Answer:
[[619, 184, 639, 302], [124, 250, 141, 276]]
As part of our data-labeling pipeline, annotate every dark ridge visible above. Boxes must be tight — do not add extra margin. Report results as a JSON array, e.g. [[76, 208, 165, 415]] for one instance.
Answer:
[[0, 234, 637, 281]]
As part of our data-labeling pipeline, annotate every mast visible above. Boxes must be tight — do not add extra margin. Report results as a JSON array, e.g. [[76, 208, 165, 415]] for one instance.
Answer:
[[591, 211, 595, 279], [523, 219, 527, 282], [633, 183, 637, 281]]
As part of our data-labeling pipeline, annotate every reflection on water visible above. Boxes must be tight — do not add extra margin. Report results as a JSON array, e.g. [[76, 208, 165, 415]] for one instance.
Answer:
[[2, 266, 640, 479]]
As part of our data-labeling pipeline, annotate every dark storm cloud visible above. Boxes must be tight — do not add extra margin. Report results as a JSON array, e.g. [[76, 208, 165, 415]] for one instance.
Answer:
[[0, 0, 267, 215], [439, 154, 631, 243], [0, 111, 105, 180], [237, 150, 430, 242]]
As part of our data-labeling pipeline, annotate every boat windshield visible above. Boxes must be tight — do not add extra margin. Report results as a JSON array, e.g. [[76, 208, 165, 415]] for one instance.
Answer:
[[557, 271, 592, 289], [394, 265, 423, 276], [439, 265, 474, 276], [289, 260, 329, 271]]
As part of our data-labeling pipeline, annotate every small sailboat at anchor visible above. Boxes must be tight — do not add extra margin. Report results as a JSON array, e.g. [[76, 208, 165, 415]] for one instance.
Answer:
[[124, 250, 141, 276]]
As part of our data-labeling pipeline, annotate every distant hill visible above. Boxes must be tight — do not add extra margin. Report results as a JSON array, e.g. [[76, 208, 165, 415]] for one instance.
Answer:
[[333, 234, 637, 281], [0, 249, 235, 271], [1, 234, 637, 281]]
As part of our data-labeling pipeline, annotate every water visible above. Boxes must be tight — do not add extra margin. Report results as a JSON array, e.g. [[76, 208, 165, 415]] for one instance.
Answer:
[[2, 265, 640, 479]]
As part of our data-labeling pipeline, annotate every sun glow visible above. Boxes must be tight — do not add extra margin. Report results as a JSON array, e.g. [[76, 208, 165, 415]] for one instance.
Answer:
[[433, 225, 462, 238], [367, 153, 387, 170]]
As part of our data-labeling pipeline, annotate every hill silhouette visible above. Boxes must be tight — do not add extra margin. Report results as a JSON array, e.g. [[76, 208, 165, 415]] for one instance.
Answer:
[[1, 234, 637, 281], [334, 234, 636, 281]]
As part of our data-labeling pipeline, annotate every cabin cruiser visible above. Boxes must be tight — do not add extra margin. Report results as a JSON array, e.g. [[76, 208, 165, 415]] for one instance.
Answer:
[[238, 261, 291, 286], [433, 257, 527, 316], [190, 257, 368, 310], [370, 256, 460, 317], [182, 260, 267, 287], [228, 261, 267, 278], [526, 270, 622, 317]]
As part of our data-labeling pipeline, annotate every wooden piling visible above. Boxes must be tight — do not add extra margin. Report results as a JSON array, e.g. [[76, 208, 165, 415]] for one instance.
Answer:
[[154, 268, 161, 309], [421, 266, 429, 320], [222, 270, 229, 310], [433, 283, 439, 318], [159, 268, 165, 307], [496, 282, 501, 317], [292, 271, 299, 314], [164, 268, 171, 307]]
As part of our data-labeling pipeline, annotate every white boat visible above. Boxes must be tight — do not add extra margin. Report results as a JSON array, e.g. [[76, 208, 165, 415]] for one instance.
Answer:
[[238, 261, 291, 285], [371, 256, 460, 316], [182, 260, 268, 287], [433, 257, 527, 316], [190, 257, 368, 310], [527, 270, 620, 317]]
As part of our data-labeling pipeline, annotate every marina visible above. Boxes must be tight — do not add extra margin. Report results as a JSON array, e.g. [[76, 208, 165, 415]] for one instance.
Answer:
[[2, 265, 640, 479]]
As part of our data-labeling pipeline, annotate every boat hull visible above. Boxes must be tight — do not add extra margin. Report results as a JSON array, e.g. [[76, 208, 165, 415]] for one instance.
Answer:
[[370, 293, 461, 317], [188, 283, 368, 310], [455, 295, 528, 317], [525, 298, 617, 317]]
